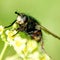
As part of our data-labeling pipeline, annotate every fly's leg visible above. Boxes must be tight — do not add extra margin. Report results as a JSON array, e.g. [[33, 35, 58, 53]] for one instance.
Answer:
[[12, 31, 19, 37], [41, 39, 52, 58], [40, 39, 47, 54], [4, 20, 16, 28], [12, 27, 25, 37], [12, 28, 21, 37], [4, 11, 20, 28]]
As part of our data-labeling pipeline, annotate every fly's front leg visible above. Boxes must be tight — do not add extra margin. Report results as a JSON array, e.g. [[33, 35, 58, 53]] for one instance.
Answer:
[[12, 27, 25, 36], [12, 28, 20, 36], [5, 20, 16, 28]]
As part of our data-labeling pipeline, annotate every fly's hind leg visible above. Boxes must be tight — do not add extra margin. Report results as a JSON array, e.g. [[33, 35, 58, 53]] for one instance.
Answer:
[[40, 39, 52, 58], [40, 39, 45, 53]]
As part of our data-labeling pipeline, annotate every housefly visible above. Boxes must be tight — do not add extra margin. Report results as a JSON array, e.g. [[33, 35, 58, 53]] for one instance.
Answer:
[[5, 11, 60, 54]]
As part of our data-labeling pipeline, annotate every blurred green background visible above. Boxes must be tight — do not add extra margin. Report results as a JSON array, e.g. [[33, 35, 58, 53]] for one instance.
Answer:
[[0, 0, 60, 60]]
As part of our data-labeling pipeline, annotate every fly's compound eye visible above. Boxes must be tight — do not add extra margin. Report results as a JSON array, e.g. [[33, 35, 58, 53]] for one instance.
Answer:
[[16, 16, 26, 24]]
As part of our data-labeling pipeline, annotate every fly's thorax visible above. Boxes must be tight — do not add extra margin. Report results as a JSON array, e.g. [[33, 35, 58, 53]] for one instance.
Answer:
[[35, 25, 41, 30]]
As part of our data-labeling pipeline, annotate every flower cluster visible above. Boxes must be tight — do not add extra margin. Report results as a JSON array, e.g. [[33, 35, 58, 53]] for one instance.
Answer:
[[0, 25, 4, 35], [0, 23, 50, 60]]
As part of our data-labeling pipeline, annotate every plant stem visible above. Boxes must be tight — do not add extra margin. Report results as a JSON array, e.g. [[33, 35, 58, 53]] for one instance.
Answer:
[[0, 42, 8, 60]]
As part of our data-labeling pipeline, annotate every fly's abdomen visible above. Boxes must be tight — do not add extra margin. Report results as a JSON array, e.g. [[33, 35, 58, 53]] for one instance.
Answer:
[[28, 30, 42, 42]]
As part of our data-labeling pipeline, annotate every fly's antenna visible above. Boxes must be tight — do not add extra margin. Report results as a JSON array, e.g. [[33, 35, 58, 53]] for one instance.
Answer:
[[15, 11, 20, 15], [40, 25, 60, 40]]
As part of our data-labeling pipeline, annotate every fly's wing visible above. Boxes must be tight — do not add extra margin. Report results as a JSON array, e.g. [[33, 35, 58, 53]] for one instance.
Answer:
[[40, 25, 60, 40]]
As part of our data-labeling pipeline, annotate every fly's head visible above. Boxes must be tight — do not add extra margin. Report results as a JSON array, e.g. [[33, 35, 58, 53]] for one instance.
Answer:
[[15, 11, 28, 25]]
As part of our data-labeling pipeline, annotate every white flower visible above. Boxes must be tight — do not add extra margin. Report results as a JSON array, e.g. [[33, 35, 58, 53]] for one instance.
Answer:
[[27, 40, 38, 53], [40, 54, 50, 60], [28, 51, 40, 60], [6, 30, 17, 36], [5, 55, 21, 60], [13, 36, 27, 54], [5, 30, 17, 45], [0, 25, 4, 35]]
